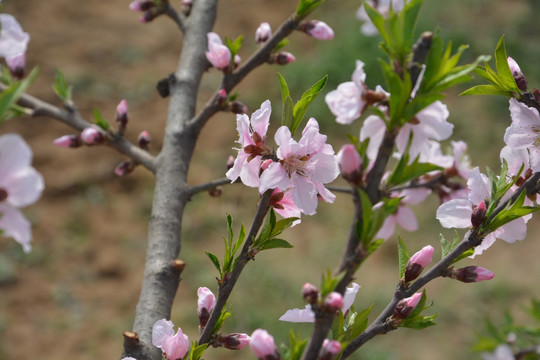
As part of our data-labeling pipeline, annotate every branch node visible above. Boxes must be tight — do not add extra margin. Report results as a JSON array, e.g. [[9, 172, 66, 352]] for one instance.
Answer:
[[173, 259, 186, 273]]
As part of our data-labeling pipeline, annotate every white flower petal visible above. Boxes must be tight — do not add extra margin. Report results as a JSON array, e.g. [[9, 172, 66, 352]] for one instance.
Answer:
[[279, 306, 315, 323], [436, 199, 472, 228]]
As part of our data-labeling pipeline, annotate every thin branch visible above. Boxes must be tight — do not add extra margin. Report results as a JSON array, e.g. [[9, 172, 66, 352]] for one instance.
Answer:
[[165, 3, 186, 32], [198, 190, 273, 345], [365, 127, 398, 204], [1, 84, 158, 174], [341, 172, 540, 359], [326, 185, 354, 195], [189, 177, 232, 195]]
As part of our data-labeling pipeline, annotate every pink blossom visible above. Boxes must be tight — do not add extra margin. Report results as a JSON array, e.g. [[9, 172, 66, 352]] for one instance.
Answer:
[[152, 319, 190, 360], [303, 20, 334, 40], [325, 60, 367, 124], [436, 167, 529, 257], [81, 127, 105, 145], [454, 266, 495, 283], [280, 283, 360, 322], [197, 287, 216, 329], [218, 333, 251, 350], [319, 339, 341, 360], [504, 98, 540, 172], [259, 118, 339, 215], [0, 134, 44, 253], [255, 22, 272, 44], [53, 135, 81, 148], [375, 188, 431, 240], [336, 144, 362, 184], [250, 329, 279, 359], [269, 189, 301, 225], [356, 0, 405, 36], [0, 14, 30, 61], [226, 100, 272, 188], [206, 32, 231, 70], [393, 292, 422, 319], [324, 292, 344, 311]]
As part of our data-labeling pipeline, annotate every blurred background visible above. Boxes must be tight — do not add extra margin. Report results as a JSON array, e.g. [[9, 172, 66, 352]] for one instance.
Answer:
[[1, 0, 540, 359]]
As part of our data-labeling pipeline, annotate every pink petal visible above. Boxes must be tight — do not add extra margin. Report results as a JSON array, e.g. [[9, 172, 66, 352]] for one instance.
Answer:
[[291, 174, 318, 215], [325, 82, 363, 124], [0, 204, 32, 252], [376, 215, 397, 240], [0, 14, 29, 59], [436, 199, 472, 228], [395, 206, 418, 232], [250, 100, 271, 137], [467, 167, 490, 205], [342, 283, 361, 313], [279, 306, 315, 322], [2, 165, 44, 208], [360, 115, 386, 161], [0, 134, 32, 178], [152, 319, 175, 348], [259, 162, 290, 194]]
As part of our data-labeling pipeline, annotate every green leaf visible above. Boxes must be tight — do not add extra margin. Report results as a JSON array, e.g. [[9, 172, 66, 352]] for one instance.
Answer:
[[213, 308, 232, 334], [205, 251, 221, 273], [345, 305, 373, 341], [291, 75, 327, 135], [397, 236, 410, 278], [367, 238, 384, 255], [401, 314, 437, 329], [364, 3, 389, 43], [52, 69, 73, 105], [401, 0, 423, 50], [256, 238, 293, 251], [278, 73, 294, 128], [0, 67, 39, 123], [225, 35, 244, 59], [494, 35, 520, 93], [320, 269, 345, 297], [387, 154, 443, 188], [295, 0, 325, 16], [460, 84, 514, 97], [284, 331, 308, 360], [188, 343, 209, 360], [93, 108, 111, 131]]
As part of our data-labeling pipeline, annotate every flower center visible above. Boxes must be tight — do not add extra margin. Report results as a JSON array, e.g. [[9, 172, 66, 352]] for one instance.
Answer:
[[0, 188, 7, 202], [281, 155, 310, 177]]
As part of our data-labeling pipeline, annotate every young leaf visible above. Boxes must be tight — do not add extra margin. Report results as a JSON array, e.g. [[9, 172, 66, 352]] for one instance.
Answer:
[[344, 305, 373, 341], [397, 236, 410, 278], [284, 331, 308, 360], [290, 75, 327, 136], [295, 0, 325, 16], [460, 84, 514, 97], [52, 69, 73, 105], [401, 314, 437, 329], [0, 66, 39, 123], [256, 238, 293, 251], [494, 35, 520, 93], [363, 2, 390, 44], [213, 308, 232, 334], [225, 35, 243, 59], [278, 73, 294, 128], [387, 153, 443, 188], [205, 251, 221, 274], [93, 108, 111, 131], [189, 343, 209, 360]]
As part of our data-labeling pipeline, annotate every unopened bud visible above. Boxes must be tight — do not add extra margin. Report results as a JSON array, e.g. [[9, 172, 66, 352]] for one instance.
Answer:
[[471, 201, 487, 228], [336, 144, 363, 186], [217, 89, 228, 106], [318, 339, 341, 360], [226, 155, 235, 170], [208, 187, 222, 197], [53, 135, 82, 148], [507, 57, 527, 91], [234, 54, 241, 68], [217, 333, 251, 350], [197, 287, 216, 330], [6, 54, 25, 79], [116, 99, 129, 131], [404, 245, 434, 283], [138, 130, 151, 149], [453, 266, 495, 283], [255, 22, 272, 44], [115, 160, 135, 176], [250, 329, 280, 360], [273, 52, 295, 65], [302, 283, 319, 305], [140, 9, 159, 23], [323, 292, 343, 312], [300, 20, 334, 40], [393, 292, 422, 320], [230, 101, 248, 114], [129, 0, 155, 11], [81, 127, 105, 145]]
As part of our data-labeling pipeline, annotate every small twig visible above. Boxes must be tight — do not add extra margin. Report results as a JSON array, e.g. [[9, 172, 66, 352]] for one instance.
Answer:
[[326, 185, 354, 195], [189, 177, 232, 195], [341, 173, 540, 359], [365, 128, 398, 204], [165, 3, 186, 32], [1, 83, 157, 174], [198, 190, 273, 345]]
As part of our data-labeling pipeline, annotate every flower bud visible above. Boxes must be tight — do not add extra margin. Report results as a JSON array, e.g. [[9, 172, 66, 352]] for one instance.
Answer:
[[273, 52, 295, 65], [404, 245, 434, 283], [129, 0, 155, 11], [206, 32, 232, 71], [453, 266, 495, 283], [250, 329, 280, 360], [302, 283, 319, 305], [53, 135, 82, 148], [507, 57, 527, 91], [230, 101, 248, 114], [256, 22, 272, 44], [336, 144, 363, 186], [197, 287, 216, 329], [116, 99, 129, 131], [138, 130, 151, 149], [217, 333, 251, 350], [300, 20, 334, 40], [318, 339, 341, 360], [226, 155, 235, 170], [323, 292, 343, 312], [6, 54, 25, 79], [471, 201, 486, 228], [217, 89, 227, 106], [115, 160, 135, 176], [81, 127, 105, 145], [161, 329, 190, 360], [393, 292, 422, 320]]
